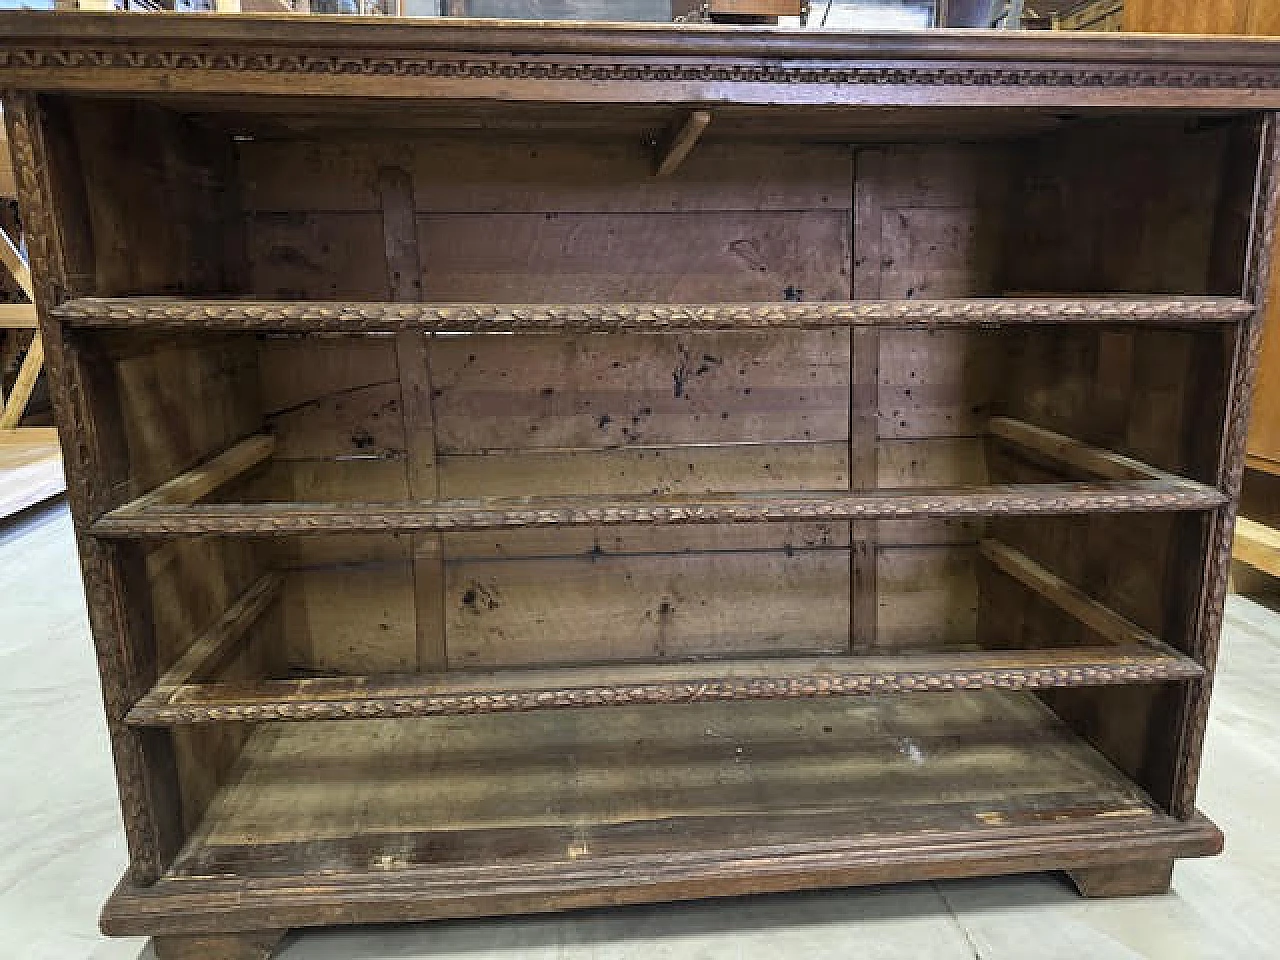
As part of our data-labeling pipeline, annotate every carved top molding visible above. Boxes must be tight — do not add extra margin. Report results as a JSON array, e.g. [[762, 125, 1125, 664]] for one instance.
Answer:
[[6, 14, 1280, 102], [55, 297, 1255, 333]]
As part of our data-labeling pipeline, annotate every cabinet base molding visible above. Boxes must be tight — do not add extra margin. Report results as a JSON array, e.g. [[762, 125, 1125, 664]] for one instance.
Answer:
[[1067, 859, 1175, 898]]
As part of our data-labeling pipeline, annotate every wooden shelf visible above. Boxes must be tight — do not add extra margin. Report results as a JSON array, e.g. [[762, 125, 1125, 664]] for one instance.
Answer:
[[90, 416, 1226, 537], [125, 541, 1202, 727], [92, 479, 1224, 537], [126, 645, 1203, 726], [101, 692, 1223, 936], [53, 296, 1254, 333]]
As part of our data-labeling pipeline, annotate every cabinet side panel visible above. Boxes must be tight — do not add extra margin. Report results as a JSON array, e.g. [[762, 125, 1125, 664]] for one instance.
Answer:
[[1173, 113, 1280, 818], [4, 94, 179, 882]]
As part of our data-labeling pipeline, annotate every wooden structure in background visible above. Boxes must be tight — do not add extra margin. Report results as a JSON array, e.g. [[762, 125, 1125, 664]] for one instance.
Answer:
[[1050, 0, 1122, 30], [1124, 0, 1280, 35], [0, 106, 64, 520], [2, 14, 1279, 958]]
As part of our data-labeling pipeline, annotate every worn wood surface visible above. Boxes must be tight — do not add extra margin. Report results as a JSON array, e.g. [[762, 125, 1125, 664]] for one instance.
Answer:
[[168, 693, 1190, 878], [5, 16, 1280, 110], [1067, 859, 1175, 897], [152, 931, 285, 960]]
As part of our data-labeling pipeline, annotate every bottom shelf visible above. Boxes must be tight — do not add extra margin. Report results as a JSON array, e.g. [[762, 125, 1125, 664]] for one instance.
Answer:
[[105, 691, 1222, 936]]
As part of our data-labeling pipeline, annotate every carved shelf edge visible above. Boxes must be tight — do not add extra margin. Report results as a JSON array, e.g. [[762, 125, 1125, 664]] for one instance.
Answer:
[[53, 297, 1255, 333], [91, 480, 1226, 537], [126, 644, 1203, 726]]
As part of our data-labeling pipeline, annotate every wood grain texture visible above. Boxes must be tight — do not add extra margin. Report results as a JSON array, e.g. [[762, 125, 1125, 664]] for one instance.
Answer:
[[5, 93, 183, 884], [1233, 515, 1280, 576], [654, 109, 711, 176], [117, 435, 274, 512]]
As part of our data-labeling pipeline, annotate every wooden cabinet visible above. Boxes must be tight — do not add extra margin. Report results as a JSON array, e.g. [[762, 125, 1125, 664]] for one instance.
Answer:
[[3, 15, 1279, 959]]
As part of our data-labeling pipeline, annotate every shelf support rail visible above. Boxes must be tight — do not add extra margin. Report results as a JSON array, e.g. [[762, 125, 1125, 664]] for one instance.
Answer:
[[980, 538, 1187, 659], [988, 416, 1212, 493], [106, 433, 275, 521], [133, 573, 282, 718]]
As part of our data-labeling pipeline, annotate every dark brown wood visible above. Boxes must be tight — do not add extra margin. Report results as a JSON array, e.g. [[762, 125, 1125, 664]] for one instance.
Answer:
[[3, 16, 1275, 953], [1068, 859, 1175, 897], [152, 931, 286, 960]]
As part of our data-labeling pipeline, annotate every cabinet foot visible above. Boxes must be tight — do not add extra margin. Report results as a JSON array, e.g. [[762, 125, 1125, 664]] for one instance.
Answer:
[[152, 930, 287, 960], [1067, 860, 1174, 897]]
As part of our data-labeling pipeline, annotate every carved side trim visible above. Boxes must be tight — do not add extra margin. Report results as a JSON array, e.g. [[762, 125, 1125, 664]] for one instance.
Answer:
[[54, 297, 1255, 332], [5, 94, 168, 884], [1174, 114, 1280, 819]]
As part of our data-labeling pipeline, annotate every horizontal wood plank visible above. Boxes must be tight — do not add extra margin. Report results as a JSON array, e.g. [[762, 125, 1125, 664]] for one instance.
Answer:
[[238, 139, 853, 214], [0, 301, 36, 328], [1232, 516, 1280, 578]]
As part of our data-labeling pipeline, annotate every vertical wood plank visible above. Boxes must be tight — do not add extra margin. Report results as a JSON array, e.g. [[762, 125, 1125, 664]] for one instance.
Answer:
[[381, 166, 446, 671], [851, 150, 879, 653], [850, 328, 878, 653], [379, 166, 422, 304], [1173, 116, 1280, 819]]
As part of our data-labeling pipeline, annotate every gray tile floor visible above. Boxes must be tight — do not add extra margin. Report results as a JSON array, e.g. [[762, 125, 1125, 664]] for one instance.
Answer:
[[3, 500, 1278, 960]]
